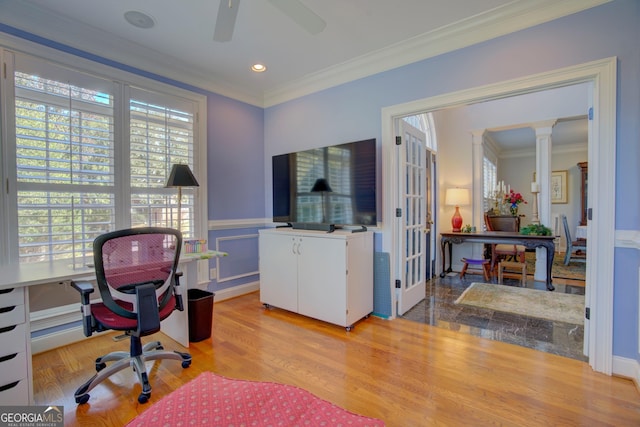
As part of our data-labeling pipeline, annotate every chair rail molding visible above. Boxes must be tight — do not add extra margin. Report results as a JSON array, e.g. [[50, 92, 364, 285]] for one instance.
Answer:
[[614, 230, 640, 250], [208, 218, 271, 230]]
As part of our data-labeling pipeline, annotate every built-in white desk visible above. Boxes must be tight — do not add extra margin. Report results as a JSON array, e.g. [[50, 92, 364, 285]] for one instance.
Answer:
[[0, 250, 225, 405]]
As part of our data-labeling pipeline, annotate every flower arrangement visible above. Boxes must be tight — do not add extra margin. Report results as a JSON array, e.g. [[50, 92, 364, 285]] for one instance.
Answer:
[[504, 189, 527, 205], [504, 189, 527, 216]]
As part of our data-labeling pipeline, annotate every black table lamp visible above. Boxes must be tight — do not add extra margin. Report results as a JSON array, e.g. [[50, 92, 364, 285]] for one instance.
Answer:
[[165, 164, 199, 231]]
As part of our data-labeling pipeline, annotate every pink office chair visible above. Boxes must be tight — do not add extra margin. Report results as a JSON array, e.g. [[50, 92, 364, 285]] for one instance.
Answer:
[[72, 227, 191, 404]]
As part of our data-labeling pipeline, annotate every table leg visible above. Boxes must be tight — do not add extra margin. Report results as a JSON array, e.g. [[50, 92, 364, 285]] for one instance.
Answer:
[[440, 240, 453, 277], [545, 245, 555, 291], [490, 245, 497, 277]]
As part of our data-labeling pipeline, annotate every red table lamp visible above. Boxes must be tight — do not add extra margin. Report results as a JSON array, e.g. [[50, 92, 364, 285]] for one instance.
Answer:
[[445, 188, 470, 232]]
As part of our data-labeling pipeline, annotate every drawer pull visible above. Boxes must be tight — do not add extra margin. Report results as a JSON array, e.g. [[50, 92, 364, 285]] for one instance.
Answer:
[[0, 288, 14, 294], [0, 353, 17, 363], [0, 306, 16, 314], [0, 325, 16, 334], [0, 380, 19, 392]]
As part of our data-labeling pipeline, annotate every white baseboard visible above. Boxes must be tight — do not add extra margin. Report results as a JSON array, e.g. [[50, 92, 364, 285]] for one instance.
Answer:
[[213, 281, 259, 302], [612, 355, 640, 391]]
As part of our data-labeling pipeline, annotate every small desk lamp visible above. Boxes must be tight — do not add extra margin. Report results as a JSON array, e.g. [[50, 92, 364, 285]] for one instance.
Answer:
[[165, 164, 199, 231], [445, 188, 470, 232], [311, 178, 333, 223]]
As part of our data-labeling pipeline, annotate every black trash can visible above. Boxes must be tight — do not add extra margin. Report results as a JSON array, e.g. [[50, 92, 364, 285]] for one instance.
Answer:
[[187, 289, 214, 342]]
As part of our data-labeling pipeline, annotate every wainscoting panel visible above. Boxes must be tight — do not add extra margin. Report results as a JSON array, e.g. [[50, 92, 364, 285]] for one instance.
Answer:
[[214, 234, 259, 283]]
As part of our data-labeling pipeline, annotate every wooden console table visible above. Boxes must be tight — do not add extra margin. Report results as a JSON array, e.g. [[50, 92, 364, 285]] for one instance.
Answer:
[[440, 231, 557, 291]]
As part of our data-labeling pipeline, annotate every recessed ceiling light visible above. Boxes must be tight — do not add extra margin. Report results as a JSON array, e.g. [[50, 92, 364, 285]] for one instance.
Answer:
[[124, 10, 155, 29], [251, 64, 267, 73]]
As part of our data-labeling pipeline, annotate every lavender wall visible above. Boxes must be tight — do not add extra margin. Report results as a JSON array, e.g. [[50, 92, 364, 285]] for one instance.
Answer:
[[264, 0, 640, 359], [206, 94, 264, 220]]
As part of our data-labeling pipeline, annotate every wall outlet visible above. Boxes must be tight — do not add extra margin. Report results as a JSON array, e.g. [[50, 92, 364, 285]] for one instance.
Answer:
[[210, 268, 217, 280]]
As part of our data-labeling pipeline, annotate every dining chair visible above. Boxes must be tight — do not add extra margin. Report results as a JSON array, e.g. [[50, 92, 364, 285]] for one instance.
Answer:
[[561, 214, 587, 265], [484, 213, 526, 275]]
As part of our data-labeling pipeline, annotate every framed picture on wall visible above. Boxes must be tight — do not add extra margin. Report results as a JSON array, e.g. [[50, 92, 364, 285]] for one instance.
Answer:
[[551, 170, 568, 204]]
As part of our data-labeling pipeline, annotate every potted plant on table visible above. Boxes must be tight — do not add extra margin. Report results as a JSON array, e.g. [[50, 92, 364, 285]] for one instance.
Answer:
[[520, 223, 553, 236]]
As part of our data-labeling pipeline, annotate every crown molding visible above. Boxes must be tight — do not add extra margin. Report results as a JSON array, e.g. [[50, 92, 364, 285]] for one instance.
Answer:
[[263, 0, 611, 107], [499, 141, 587, 159]]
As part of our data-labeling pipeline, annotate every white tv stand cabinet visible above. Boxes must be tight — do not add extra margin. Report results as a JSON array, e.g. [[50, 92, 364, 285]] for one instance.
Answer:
[[258, 228, 373, 331]]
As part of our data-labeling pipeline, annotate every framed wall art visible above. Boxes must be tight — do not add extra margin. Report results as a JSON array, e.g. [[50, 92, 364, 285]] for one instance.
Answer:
[[551, 170, 568, 204]]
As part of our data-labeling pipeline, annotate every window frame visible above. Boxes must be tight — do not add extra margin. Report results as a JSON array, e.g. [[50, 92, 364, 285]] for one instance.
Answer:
[[0, 37, 207, 265]]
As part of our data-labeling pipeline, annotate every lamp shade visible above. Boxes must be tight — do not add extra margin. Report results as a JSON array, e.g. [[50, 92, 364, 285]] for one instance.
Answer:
[[165, 164, 200, 188], [445, 188, 469, 206], [311, 178, 332, 193]]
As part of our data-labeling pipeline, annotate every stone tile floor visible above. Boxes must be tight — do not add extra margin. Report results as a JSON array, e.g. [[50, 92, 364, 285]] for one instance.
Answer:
[[401, 273, 587, 361]]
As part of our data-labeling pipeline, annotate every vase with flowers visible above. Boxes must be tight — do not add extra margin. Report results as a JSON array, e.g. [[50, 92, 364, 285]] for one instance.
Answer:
[[504, 189, 527, 216]]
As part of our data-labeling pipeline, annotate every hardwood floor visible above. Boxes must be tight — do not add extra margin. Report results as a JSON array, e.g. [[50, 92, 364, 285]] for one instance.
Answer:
[[33, 291, 640, 426]]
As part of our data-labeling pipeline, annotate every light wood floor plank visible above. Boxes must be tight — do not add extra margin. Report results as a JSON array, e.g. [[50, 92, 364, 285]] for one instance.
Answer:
[[33, 291, 640, 426]]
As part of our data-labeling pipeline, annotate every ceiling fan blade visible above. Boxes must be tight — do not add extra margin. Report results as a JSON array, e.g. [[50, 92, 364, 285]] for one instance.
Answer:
[[268, 0, 326, 35], [213, 0, 240, 42]]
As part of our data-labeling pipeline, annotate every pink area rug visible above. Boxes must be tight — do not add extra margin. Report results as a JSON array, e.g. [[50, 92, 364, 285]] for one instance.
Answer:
[[126, 371, 384, 426]]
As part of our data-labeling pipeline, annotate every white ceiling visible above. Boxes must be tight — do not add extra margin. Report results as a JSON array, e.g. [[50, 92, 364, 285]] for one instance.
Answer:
[[0, 0, 608, 107]]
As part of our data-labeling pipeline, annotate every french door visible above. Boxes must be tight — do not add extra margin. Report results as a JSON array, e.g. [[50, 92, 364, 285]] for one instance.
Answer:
[[396, 119, 434, 315]]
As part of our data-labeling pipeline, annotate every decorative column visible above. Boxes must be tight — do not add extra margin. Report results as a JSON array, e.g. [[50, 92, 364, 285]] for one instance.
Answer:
[[471, 130, 486, 259], [532, 120, 556, 282], [471, 130, 486, 230]]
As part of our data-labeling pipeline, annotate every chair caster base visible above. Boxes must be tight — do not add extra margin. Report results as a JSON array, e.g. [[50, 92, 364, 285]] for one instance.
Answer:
[[75, 394, 90, 404], [175, 351, 192, 368]]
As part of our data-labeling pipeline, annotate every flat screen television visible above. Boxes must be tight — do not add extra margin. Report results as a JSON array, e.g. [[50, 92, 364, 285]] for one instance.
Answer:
[[272, 138, 377, 228]]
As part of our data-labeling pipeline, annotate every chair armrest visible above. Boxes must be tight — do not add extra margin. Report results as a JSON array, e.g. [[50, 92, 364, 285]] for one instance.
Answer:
[[173, 271, 185, 312], [71, 281, 95, 302], [71, 281, 95, 337], [136, 283, 161, 336]]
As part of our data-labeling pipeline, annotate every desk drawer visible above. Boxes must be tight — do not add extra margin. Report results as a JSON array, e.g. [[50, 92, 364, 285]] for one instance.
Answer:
[[0, 351, 28, 386], [0, 287, 25, 308], [0, 378, 29, 405], [0, 323, 27, 355], [0, 304, 26, 329]]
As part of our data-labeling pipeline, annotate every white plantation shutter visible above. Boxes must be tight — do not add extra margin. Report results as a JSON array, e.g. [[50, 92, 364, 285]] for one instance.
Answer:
[[8, 52, 201, 264], [14, 57, 116, 263], [129, 88, 197, 232], [483, 156, 497, 216]]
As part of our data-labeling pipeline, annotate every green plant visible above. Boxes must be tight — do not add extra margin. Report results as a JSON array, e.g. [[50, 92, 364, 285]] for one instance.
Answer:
[[520, 223, 553, 236]]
